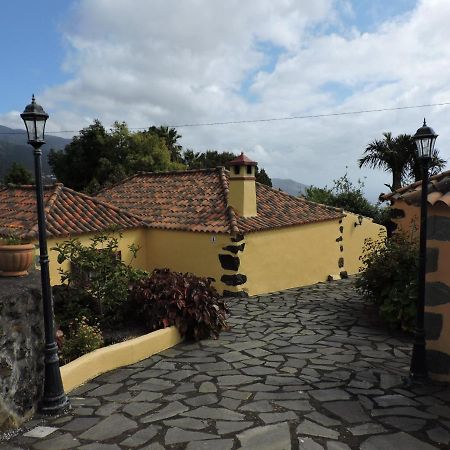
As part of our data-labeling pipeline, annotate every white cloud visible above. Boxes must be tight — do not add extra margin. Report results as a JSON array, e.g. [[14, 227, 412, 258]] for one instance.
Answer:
[[5, 0, 450, 201]]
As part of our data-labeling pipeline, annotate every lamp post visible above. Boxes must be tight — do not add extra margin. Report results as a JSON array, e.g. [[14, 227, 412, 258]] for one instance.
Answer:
[[21, 95, 69, 414], [410, 118, 438, 380]]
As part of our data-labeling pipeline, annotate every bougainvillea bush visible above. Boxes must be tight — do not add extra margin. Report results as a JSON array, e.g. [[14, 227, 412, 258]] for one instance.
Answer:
[[130, 268, 230, 340]]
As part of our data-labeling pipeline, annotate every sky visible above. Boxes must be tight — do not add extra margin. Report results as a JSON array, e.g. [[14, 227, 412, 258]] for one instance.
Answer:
[[1, 0, 449, 201]]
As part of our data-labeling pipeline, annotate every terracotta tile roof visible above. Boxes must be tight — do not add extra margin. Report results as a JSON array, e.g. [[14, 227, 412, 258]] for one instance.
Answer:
[[380, 169, 450, 207], [0, 184, 144, 240], [97, 167, 343, 234], [229, 152, 257, 166], [238, 183, 343, 233]]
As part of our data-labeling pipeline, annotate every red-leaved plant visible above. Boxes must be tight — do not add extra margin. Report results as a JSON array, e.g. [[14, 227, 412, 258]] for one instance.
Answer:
[[130, 268, 230, 340]]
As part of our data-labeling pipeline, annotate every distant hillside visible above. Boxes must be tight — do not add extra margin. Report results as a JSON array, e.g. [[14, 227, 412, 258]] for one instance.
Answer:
[[0, 125, 70, 180], [272, 178, 309, 196]]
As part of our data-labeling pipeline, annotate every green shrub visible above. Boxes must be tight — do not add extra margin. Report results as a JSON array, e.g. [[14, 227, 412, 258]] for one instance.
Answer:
[[130, 268, 230, 340], [61, 316, 104, 364], [52, 231, 147, 327], [355, 233, 419, 331], [53, 284, 98, 331]]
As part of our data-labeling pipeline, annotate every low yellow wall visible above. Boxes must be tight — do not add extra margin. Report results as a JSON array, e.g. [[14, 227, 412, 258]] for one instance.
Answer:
[[61, 326, 182, 392], [46, 228, 147, 285], [242, 220, 341, 296], [342, 212, 386, 275], [145, 229, 232, 294]]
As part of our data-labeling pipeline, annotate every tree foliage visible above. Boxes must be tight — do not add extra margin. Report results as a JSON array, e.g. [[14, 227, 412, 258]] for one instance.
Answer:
[[148, 125, 183, 163], [183, 149, 237, 169], [359, 132, 446, 191], [48, 120, 185, 193], [304, 173, 388, 225], [183, 149, 272, 186], [3, 162, 33, 185]]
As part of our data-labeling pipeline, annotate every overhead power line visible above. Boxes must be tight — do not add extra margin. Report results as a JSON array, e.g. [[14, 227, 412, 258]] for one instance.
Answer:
[[1, 101, 449, 135]]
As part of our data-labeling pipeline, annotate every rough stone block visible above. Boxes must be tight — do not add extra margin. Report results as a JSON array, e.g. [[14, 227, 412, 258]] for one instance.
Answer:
[[426, 247, 439, 273], [0, 270, 44, 431], [426, 282, 450, 306], [221, 274, 247, 286], [219, 254, 240, 271], [424, 312, 443, 340], [222, 243, 245, 254], [427, 349, 450, 375], [428, 215, 450, 241]]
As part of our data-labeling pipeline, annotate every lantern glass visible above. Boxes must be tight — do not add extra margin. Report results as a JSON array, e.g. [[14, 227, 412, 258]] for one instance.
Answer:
[[20, 96, 49, 145], [413, 119, 438, 160]]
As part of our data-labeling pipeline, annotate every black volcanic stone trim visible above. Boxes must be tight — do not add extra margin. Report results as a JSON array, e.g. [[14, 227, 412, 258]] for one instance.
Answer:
[[222, 290, 248, 298], [231, 234, 245, 242], [426, 282, 450, 306], [425, 312, 443, 340], [428, 215, 450, 241], [221, 274, 247, 286], [391, 208, 405, 219], [427, 349, 450, 375], [336, 236, 343, 242], [340, 271, 348, 279], [222, 243, 245, 254], [340, 245, 344, 252], [339, 226, 344, 233], [338, 257, 344, 268], [219, 254, 240, 271], [426, 247, 439, 273]]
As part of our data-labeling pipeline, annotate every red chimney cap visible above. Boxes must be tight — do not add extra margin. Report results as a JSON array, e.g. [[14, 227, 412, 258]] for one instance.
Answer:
[[228, 152, 257, 166]]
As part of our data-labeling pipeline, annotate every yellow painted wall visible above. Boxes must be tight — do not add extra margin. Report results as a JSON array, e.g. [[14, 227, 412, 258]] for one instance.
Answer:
[[391, 199, 420, 237], [46, 228, 148, 285], [242, 220, 341, 296], [144, 229, 233, 294], [342, 212, 386, 275], [425, 206, 450, 382]]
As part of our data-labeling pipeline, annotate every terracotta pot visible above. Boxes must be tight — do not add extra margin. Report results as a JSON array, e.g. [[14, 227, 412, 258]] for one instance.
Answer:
[[0, 243, 35, 277]]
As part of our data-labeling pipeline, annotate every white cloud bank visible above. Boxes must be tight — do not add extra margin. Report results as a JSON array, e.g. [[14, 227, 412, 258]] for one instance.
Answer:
[[4, 0, 450, 200]]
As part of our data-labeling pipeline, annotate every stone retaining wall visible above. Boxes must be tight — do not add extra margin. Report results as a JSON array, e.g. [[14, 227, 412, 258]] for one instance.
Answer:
[[0, 270, 44, 431]]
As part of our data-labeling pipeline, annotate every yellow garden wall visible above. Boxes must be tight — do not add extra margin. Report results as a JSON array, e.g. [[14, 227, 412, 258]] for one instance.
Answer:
[[240, 213, 385, 297], [241, 220, 341, 296], [341, 212, 386, 275], [46, 228, 148, 285], [144, 229, 233, 294]]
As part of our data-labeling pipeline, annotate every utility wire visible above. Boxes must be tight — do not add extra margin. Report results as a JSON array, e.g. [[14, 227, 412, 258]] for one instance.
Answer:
[[1, 101, 450, 135]]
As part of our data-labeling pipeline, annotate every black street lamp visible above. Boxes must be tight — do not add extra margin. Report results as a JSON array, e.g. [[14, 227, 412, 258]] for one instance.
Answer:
[[410, 118, 438, 380], [21, 95, 69, 414]]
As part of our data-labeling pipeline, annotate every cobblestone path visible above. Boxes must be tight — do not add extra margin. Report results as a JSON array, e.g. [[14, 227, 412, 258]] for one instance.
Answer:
[[3, 279, 450, 449]]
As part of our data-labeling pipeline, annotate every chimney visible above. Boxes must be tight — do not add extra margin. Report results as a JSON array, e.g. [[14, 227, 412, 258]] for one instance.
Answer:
[[227, 152, 257, 217]]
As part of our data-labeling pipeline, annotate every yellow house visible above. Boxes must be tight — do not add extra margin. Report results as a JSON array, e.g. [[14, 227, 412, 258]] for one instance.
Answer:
[[381, 170, 450, 382], [0, 154, 383, 296], [0, 184, 146, 284], [97, 153, 383, 296]]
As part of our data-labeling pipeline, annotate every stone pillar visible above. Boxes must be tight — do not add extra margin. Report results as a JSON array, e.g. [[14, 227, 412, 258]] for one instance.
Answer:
[[0, 269, 44, 430], [425, 213, 450, 382]]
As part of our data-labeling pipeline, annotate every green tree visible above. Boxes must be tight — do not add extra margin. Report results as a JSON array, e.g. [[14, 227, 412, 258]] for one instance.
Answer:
[[48, 120, 184, 193], [255, 167, 272, 187], [3, 162, 33, 184], [148, 126, 183, 163], [304, 173, 388, 224], [183, 150, 272, 186], [183, 149, 237, 169], [359, 132, 446, 192]]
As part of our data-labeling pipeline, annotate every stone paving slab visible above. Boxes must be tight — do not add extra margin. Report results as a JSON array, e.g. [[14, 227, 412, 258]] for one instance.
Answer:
[[2, 278, 450, 449]]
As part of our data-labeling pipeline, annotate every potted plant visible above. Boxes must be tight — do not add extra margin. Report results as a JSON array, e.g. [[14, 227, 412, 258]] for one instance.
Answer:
[[0, 234, 35, 277]]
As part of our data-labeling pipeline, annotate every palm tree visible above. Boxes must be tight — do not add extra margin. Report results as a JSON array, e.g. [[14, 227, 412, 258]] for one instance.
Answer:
[[359, 132, 447, 191], [149, 126, 183, 163], [359, 132, 412, 191]]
